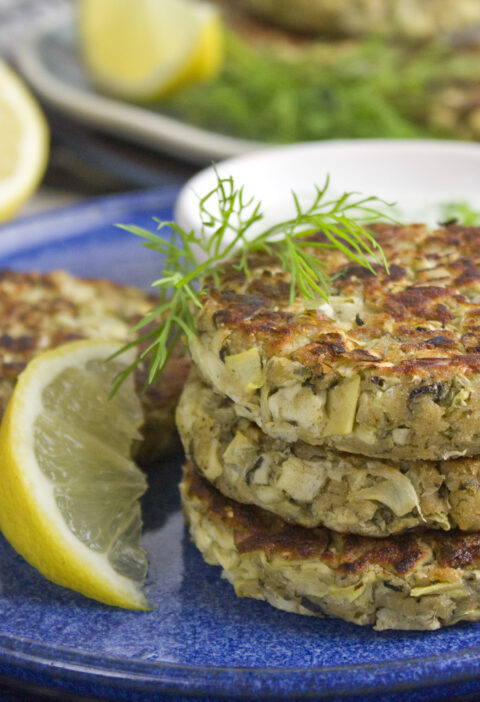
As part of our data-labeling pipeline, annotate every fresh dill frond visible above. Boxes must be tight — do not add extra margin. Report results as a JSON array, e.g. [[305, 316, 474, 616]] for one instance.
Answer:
[[111, 175, 392, 391], [160, 31, 480, 144]]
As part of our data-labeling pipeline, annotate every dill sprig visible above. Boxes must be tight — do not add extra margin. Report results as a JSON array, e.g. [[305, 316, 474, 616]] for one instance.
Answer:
[[111, 175, 392, 391], [162, 31, 480, 144]]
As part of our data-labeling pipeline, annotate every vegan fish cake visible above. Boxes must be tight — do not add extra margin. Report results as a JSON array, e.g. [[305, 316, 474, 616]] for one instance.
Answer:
[[190, 223, 480, 461], [177, 371, 480, 536], [181, 461, 480, 631], [235, 0, 480, 39], [0, 270, 189, 461]]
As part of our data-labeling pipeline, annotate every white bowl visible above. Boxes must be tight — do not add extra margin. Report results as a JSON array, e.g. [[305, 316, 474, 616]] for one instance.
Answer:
[[175, 139, 480, 240]]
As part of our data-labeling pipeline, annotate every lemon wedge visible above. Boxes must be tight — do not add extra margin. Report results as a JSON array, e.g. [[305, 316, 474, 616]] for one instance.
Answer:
[[0, 60, 49, 223], [78, 0, 223, 100], [0, 340, 149, 609]]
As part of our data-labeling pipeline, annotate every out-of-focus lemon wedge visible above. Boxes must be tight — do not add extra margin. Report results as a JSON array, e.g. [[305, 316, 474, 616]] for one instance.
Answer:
[[78, 0, 223, 100], [0, 339, 149, 609], [0, 60, 48, 223]]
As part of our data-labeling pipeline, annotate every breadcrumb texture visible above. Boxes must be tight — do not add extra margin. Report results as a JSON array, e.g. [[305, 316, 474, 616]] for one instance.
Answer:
[[0, 270, 189, 461], [191, 224, 480, 460], [177, 370, 480, 536], [181, 462, 480, 630]]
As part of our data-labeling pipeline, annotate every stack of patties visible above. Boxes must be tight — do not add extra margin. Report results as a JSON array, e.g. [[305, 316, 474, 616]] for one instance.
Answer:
[[177, 222, 480, 631]]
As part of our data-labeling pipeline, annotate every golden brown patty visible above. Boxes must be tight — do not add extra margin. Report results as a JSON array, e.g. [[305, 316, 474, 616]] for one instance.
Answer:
[[181, 461, 480, 630], [190, 223, 480, 460], [0, 270, 189, 461], [233, 0, 480, 39], [177, 370, 480, 536]]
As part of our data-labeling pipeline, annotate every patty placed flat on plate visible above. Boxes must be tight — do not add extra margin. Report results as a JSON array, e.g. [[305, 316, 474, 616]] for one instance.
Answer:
[[177, 370, 480, 536], [181, 461, 480, 630], [0, 270, 189, 462], [190, 223, 480, 461]]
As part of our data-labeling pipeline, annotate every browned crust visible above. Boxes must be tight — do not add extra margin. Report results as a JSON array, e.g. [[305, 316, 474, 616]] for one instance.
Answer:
[[435, 533, 480, 569], [197, 224, 480, 377], [184, 460, 480, 575], [184, 462, 425, 574]]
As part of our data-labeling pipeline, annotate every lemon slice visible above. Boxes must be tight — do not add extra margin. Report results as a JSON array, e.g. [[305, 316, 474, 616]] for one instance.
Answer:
[[0, 60, 49, 223], [0, 340, 149, 609], [78, 0, 223, 100]]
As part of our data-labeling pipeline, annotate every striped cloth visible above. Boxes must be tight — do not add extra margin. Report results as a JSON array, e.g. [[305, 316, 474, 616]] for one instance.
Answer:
[[0, 0, 70, 57]]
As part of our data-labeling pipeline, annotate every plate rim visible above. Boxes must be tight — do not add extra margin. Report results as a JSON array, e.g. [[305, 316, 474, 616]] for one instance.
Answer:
[[0, 186, 180, 258], [2, 628, 480, 700], [14, 7, 263, 166]]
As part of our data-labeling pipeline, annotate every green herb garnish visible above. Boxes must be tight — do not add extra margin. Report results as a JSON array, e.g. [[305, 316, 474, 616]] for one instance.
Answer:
[[159, 32, 480, 143], [439, 202, 480, 226], [112, 175, 390, 390]]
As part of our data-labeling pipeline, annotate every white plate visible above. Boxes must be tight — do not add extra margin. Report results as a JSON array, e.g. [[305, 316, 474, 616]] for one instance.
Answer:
[[175, 139, 480, 237], [15, 7, 261, 165]]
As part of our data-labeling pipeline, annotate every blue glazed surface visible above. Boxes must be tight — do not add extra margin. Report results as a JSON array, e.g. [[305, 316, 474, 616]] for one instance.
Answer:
[[0, 189, 480, 701]]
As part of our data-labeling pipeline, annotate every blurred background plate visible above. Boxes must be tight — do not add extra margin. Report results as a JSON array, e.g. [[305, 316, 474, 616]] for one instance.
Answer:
[[15, 6, 262, 165]]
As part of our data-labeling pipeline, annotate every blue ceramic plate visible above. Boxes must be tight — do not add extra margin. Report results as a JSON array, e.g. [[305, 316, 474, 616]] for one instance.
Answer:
[[1, 189, 480, 702]]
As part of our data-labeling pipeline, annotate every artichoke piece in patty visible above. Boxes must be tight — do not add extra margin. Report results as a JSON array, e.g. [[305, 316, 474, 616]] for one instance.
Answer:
[[190, 223, 480, 461], [177, 370, 480, 536], [0, 270, 189, 462], [181, 461, 480, 631]]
